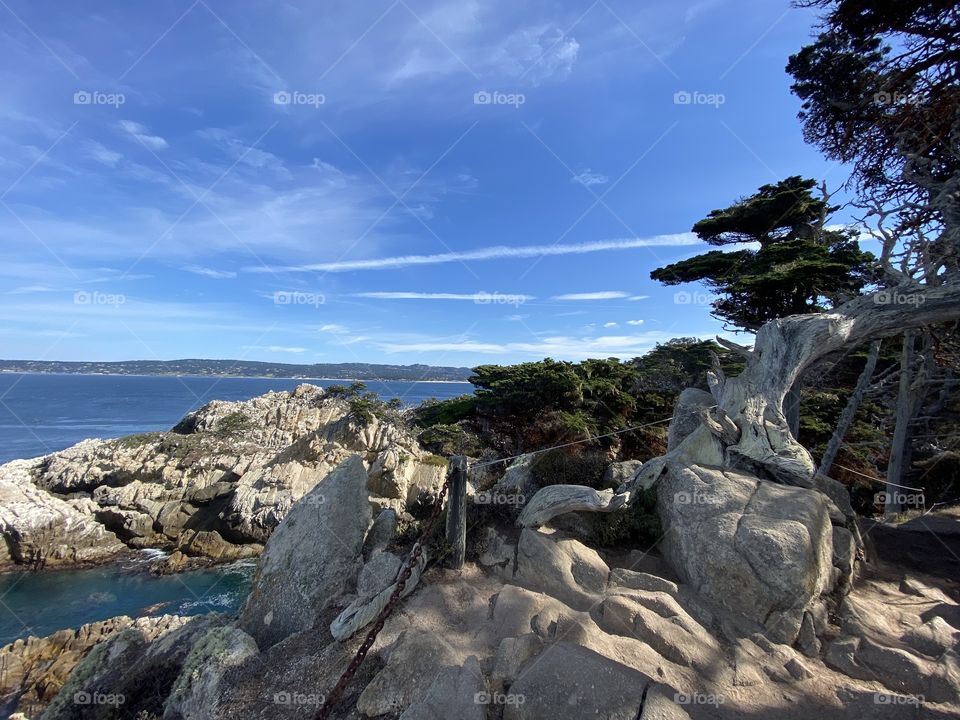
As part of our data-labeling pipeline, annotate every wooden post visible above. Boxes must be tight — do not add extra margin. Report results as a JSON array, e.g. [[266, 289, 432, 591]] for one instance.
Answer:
[[445, 455, 467, 569]]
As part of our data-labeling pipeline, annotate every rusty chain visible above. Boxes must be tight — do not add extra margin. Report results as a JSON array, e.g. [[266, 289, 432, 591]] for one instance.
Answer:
[[313, 471, 453, 720]]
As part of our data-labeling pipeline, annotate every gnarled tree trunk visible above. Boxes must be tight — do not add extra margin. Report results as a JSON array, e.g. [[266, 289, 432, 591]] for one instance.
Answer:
[[643, 285, 960, 490], [819, 339, 882, 476]]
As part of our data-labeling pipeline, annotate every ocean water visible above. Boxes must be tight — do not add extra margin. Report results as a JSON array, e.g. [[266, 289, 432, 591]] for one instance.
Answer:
[[0, 373, 474, 464], [0, 553, 256, 645], [0, 373, 473, 644]]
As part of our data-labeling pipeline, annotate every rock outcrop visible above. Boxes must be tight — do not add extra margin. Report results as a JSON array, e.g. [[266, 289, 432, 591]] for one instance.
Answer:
[[18, 492, 960, 720], [239, 455, 371, 648], [655, 463, 839, 644], [0, 614, 188, 717], [0, 460, 125, 568], [0, 385, 446, 568]]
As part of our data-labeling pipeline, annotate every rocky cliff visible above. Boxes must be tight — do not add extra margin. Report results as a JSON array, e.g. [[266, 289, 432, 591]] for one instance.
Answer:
[[0, 384, 446, 570], [9, 453, 959, 720]]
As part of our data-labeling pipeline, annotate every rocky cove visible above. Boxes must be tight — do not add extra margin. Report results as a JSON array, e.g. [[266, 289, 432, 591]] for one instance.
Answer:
[[0, 382, 958, 719]]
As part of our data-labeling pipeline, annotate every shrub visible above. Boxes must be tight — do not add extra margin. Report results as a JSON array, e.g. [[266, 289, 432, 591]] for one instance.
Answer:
[[529, 449, 609, 491], [416, 423, 481, 456], [591, 487, 662, 548], [412, 395, 477, 427], [215, 411, 251, 438]]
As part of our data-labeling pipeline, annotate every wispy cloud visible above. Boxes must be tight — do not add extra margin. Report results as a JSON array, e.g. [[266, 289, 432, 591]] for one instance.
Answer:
[[552, 291, 629, 301], [182, 265, 237, 279], [119, 120, 168, 150], [350, 291, 535, 302], [377, 330, 705, 360], [319, 323, 349, 334], [571, 169, 608, 187], [626, 319, 644, 326], [250, 234, 698, 274]]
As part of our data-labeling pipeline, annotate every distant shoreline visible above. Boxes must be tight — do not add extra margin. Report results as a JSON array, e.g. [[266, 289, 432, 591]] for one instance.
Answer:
[[0, 371, 473, 384]]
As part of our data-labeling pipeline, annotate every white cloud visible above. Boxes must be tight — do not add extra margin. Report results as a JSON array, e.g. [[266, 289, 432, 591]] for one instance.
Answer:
[[603, 321, 618, 328], [319, 323, 349, 334], [552, 291, 628, 301], [571, 170, 608, 187], [86, 140, 123, 167], [252, 234, 698, 273], [350, 291, 535, 301], [493, 25, 580, 84], [182, 265, 237, 279], [377, 330, 708, 360], [119, 120, 169, 150], [628, 295, 650, 301], [626, 319, 644, 326], [6, 285, 58, 295]]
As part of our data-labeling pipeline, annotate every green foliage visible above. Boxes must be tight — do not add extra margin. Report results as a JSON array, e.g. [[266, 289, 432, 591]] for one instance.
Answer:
[[322, 381, 405, 426], [787, 1, 958, 229], [651, 177, 875, 330], [416, 423, 481, 456], [592, 488, 662, 548], [215, 411, 252, 438], [412, 395, 478, 427], [529, 450, 610, 491], [116, 432, 165, 448], [468, 358, 639, 452], [631, 339, 740, 400]]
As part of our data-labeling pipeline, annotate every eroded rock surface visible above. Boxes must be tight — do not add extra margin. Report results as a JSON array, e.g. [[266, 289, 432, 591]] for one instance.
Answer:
[[0, 385, 445, 568], [239, 455, 371, 648]]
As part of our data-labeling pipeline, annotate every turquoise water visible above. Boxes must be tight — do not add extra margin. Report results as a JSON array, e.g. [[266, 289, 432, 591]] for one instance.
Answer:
[[0, 552, 255, 645], [0, 374, 472, 645]]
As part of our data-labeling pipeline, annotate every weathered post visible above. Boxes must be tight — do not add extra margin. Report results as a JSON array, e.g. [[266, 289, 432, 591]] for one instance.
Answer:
[[445, 455, 467, 569]]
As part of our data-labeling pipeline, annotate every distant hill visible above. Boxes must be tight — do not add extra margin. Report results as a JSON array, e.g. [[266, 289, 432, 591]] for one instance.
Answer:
[[0, 359, 474, 382]]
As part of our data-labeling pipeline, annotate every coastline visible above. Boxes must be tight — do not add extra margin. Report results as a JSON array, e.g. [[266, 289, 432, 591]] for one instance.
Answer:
[[0, 371, 473, 384]]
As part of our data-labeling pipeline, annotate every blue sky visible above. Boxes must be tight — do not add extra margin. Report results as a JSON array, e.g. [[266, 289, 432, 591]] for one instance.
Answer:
[[1, 0, 855, 367]]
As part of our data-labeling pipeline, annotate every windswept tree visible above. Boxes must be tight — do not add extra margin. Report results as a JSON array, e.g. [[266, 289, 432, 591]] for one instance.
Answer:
[[788, 0, 959, 265], [789, 0, 960, 511], [650, 177, 875, 434], [651, 177, 875, 331]]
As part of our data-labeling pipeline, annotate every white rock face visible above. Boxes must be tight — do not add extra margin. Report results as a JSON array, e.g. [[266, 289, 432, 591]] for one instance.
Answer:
[[0, 459, 125, 567], [0, 384, 446, 567]]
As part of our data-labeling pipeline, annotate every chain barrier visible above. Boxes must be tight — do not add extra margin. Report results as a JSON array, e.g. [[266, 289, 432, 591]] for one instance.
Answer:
[[313, 471, 453, 720], [314, 413, 679, 718]]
